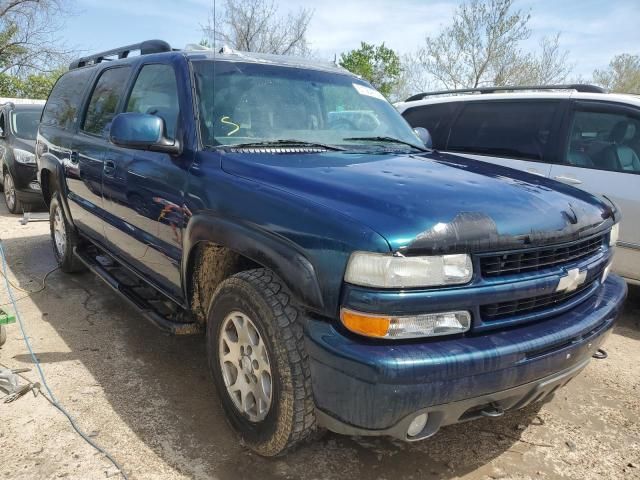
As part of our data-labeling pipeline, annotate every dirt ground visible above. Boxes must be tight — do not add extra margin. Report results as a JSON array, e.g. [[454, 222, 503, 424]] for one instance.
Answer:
[[0, 203, 638, 480]]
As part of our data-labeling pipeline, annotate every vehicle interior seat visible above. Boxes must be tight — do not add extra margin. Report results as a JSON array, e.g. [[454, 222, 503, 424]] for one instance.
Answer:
[[567, 150, 593, 167], [567, 126, 594, 167], [628, 119, 640, 163], [599, 120, 640, 172]]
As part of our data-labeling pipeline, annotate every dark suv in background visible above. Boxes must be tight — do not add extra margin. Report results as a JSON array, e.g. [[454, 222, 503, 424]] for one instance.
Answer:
[[36, 41, 626, 456], [0, 102, 45, 213]]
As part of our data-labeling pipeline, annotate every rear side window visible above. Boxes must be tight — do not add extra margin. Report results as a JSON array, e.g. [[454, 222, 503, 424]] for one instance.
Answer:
[[402, 102, 459, 149], [447, 101, 558, 161], [126, 64, 179, 140], [566, 110, 640, 173], [82, 67, 131, 136], [41, 68, 93, 130]]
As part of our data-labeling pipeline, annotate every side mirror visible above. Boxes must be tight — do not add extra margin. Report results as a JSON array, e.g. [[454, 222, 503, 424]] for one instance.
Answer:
[[413, 127, 432, 149], [109, 113, 180, 155], [0, 127, 5, 139]]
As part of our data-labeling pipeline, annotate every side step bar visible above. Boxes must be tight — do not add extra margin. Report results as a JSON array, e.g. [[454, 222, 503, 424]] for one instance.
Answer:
[[73, 247, 201, 336]]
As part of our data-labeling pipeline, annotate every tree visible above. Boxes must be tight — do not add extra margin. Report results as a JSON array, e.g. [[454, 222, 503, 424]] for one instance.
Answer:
[[0, 0, 71, 75], [410, 0, 571, 90], [339, 42, 402, 99], [202, 0, 313, 56], [0, 67, 63, 99], [491, 34, 572, 86], [593, 54, 640, 94]]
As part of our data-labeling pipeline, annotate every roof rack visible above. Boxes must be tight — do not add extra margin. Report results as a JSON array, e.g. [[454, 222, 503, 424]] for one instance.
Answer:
[[69, 40, 172, 70], [404, 84, 606, 102]]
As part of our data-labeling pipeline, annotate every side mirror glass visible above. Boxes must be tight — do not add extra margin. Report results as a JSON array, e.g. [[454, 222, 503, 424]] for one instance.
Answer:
[[109, 113, 180, 155], [413, 127, 432, 149]]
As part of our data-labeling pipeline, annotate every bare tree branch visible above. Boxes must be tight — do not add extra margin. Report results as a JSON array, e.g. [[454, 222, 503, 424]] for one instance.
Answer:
[[0, 0, 73, 75], [202, 0, 313, 56], [405, 0, 574, 93], [593, 53, 640, 94]]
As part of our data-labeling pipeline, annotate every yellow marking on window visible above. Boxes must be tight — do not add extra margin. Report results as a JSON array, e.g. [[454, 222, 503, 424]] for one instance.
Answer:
[[221, 116, 240, 136]]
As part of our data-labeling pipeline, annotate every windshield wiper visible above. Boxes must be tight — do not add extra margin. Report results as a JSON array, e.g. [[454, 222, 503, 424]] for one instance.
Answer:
[[343, 136, 429, 152], [209, 139, 346, 151]]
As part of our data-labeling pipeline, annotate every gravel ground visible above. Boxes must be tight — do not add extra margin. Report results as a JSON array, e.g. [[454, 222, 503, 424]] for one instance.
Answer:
[[0, 203, 638, 480]]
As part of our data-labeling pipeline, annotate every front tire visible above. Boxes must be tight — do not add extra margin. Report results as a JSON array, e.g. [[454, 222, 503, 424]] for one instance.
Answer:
[[206, 268, 316, 456], [49, 193, 85, 273], [3, 172, 22, 214]]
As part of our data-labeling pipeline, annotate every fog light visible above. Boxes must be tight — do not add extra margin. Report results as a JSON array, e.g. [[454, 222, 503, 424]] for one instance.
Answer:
[[407, 413, 428, 437], [29, 181, 41, 191]]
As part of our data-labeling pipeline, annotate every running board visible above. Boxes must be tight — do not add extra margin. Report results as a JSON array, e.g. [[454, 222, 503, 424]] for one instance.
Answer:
[[73, 247, 201, 335]]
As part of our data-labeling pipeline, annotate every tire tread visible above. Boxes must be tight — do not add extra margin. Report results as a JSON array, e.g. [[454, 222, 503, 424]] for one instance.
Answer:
[[209, 267, 317, 456]]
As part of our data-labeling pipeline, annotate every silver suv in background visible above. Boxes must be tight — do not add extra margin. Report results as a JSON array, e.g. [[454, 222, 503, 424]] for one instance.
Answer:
[[396, 85, 639, 284]]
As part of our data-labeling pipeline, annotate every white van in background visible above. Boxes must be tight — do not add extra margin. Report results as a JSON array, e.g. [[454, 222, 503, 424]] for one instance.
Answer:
[[396, 85, 640, 284]]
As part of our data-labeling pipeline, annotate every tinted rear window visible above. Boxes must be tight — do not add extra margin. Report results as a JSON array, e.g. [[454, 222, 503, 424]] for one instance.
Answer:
[[402, 102, 459, 149], [41, 69, 93, 129], [447, 101, 559, 161]]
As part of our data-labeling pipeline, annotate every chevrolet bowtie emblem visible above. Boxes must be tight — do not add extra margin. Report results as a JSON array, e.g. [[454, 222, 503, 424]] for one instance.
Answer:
[[556, 268, 587, 293]]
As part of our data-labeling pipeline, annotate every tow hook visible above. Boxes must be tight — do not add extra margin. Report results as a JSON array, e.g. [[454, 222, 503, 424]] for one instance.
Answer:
[[480, 402, 505, 418], [592, 348, 607, 360]]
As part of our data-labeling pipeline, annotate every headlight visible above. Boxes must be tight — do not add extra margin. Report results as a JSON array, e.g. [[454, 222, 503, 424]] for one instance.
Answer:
[[609, 223, 619, 247], [13, 148, 35, 165], [341, 308, 471, 339], [344, 252, 472, 288]]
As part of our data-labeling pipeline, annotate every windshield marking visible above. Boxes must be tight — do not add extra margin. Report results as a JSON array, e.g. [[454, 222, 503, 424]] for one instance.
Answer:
[[221, 116, 240, 136]]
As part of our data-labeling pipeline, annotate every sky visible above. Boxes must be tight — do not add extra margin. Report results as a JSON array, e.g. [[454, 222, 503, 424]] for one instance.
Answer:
[[61, 0, 640, 79]]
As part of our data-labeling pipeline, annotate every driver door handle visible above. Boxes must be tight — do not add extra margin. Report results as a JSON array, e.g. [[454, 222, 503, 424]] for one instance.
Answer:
[[554, 175, 582, 185], [103, 160, 116, 176]]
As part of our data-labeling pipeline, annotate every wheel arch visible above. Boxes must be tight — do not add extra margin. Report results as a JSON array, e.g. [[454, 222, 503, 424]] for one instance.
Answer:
[[38, 153, 73, 220], [183, 214, 325, 323]]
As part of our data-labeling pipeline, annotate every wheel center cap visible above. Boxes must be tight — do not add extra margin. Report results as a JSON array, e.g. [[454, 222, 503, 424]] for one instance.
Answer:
[[240, 355, 253, 374]]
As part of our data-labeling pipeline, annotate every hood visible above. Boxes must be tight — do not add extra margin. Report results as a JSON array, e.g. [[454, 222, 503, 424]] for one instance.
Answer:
[[11, 137, 36, 152], [220, 150, 616, 254]]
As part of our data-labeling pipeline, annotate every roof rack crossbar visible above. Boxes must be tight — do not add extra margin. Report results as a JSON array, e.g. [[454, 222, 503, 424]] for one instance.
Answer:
[[69, 40, 172, 70], [405, 84, 606, 102]]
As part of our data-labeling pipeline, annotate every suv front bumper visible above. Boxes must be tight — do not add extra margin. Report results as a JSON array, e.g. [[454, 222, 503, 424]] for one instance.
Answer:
[[7, 162, 43, 205], [305, 275, 627, 440]]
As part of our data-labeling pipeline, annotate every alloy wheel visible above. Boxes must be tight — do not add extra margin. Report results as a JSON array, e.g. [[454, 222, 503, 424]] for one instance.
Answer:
[[52, 204, 67, 258], [218, 311, 273, 422], [4, 174, 15, 211]]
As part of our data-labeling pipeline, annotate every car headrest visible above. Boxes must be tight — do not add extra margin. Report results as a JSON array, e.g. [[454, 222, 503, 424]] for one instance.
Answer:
[[609, 120, 630, 144]]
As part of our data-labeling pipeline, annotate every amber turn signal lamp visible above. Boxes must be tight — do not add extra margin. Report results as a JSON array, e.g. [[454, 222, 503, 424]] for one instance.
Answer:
[[340, 309, 391, 338]]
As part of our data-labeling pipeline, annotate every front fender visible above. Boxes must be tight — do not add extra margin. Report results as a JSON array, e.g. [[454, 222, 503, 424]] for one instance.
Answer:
[[38, 152, 73, 222], [183, 213, 324, 313]]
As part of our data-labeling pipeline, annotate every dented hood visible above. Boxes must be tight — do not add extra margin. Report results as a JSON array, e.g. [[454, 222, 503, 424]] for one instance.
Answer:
[[221, 151, 616, 253]]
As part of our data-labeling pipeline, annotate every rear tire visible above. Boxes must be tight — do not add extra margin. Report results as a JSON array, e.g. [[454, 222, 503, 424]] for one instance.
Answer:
[[4, 172, 22, 214], [206, 268, 317, 456], [49, 192, 85, 273]]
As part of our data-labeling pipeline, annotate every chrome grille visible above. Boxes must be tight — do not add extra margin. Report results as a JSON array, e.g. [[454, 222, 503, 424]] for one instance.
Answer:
[[480, 264, 605, 321]]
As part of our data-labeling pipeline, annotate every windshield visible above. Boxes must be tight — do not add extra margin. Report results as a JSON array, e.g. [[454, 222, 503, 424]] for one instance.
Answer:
[[192, 60, 422, 150], [11, 109, 42, 141]]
